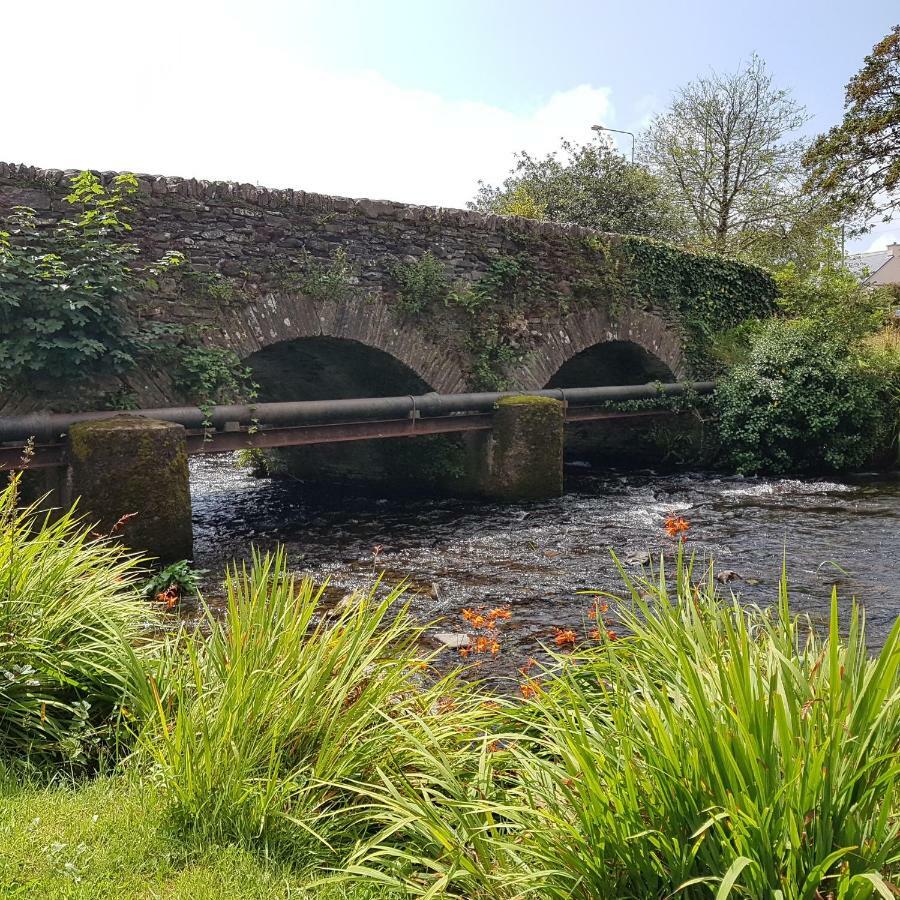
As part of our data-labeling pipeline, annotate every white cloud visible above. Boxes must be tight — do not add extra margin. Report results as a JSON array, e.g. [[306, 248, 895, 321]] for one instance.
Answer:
[[866, 230, 900, 252], [1, 2, 614, 209]]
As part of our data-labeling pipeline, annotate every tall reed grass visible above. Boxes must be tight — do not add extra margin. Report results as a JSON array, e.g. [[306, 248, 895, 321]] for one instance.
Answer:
[[140, 548, 492, 861], [338, 553, 900, 898], [0, 474, 154, 771]]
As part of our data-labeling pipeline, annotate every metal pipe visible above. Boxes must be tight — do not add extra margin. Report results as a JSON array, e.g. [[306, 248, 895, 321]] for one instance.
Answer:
[[0, 381, 714, 444]]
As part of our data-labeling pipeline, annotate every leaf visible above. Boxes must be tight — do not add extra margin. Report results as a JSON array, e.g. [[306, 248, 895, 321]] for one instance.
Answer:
[[715, 857, 757, 899]]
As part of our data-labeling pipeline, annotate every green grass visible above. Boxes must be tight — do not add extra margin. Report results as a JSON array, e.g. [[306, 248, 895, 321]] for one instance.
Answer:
[[0, 774, 394, 899], [1, 484, 897, 898]]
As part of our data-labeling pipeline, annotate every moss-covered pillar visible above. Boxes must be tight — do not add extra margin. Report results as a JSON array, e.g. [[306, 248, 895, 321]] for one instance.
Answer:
[[66, 416, 193, 561], [481, 396, 564, 501]]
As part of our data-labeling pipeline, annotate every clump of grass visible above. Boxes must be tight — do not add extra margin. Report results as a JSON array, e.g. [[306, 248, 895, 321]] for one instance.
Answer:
[[338, 551, 900, 898], [0, 475, 156, 773], [140, 548, 488, 862]]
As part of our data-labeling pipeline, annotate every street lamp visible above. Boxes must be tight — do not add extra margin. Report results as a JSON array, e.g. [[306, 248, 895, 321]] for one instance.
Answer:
[[591, 125, 635, 163]]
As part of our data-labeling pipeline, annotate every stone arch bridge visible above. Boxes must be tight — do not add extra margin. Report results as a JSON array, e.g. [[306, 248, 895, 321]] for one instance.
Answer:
[[0, 161, 755, 418]]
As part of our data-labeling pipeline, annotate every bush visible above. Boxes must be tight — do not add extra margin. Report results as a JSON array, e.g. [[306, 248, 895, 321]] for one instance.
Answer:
[[0, 475, 155, 772], [715, 318, 889, 473], [341, 552, 900, 898], [0, 173, 142, 391]]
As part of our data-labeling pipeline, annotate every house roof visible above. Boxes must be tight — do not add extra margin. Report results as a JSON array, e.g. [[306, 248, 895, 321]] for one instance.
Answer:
[[845, 248, 892, 280]]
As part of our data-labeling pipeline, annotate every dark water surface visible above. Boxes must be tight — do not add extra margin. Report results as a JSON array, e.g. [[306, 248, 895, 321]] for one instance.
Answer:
[[188, 455, 899, 678]]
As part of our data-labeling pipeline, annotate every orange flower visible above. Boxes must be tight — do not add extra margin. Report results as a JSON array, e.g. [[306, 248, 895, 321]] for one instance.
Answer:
[[553, 628, 577, 648], [520, 679, 541, 699], [156, 586, 179, 610], [459, 647, 471, 658], [462, 608, 477, 623], [590, 627, 618, 641], [489, 640, 501, 655], [664, 515, 690, 540]]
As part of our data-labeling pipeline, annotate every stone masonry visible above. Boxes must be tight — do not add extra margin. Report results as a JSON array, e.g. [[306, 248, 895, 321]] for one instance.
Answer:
[[0, 161, 691, 413]]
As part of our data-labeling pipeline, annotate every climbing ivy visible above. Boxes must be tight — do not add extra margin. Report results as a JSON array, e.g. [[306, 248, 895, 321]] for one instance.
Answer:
[[615, 236, 778, 374], [387, 238, 776, 389]]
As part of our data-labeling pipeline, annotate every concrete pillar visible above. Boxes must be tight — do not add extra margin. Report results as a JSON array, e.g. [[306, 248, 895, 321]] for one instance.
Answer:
[[481, 396, 564, 501], [66, 416, 193, 562]]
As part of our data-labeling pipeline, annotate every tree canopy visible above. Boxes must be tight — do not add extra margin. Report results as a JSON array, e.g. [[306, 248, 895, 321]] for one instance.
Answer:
[[803, 25, 900, 228], [469, 138, 675, 239], [641, 55, 820, 259]]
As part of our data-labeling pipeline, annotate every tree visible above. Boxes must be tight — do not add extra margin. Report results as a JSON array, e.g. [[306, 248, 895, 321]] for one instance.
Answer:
[[642, 55, 818, 258], [470, 138, 676, 239], [803, 26, 900, 228]]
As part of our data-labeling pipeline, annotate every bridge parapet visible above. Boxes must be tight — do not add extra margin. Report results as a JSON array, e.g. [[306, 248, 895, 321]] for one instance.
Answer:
[[0, 162, 775, 415]]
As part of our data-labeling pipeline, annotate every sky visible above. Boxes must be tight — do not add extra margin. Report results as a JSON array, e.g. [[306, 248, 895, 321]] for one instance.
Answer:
[[3, 0, 898, 251]]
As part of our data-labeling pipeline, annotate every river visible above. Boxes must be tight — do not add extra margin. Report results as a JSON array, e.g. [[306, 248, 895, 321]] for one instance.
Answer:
[[187, 455, 899, 681]]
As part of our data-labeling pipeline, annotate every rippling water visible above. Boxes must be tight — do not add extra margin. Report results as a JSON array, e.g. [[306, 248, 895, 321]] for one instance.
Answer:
[[187, 455, 899, 678]]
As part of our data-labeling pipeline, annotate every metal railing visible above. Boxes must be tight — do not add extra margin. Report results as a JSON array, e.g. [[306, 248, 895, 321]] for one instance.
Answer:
[[0, 381, 714, 469]]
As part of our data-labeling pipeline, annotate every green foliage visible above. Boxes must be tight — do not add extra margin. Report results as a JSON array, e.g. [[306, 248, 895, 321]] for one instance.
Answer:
[[775, 258, 894, 339], [471, 137, 676, 239], [181, 268, 237, 303], [142, 560, 205, 602], [234, 447, 286, 477], [173, 345, 257, 406], [616, 235, 779, 374], [300, 247, 356, 303], [0, 174, 144, 389], [803, 25, 900, 227], [392, 251, 448, 315], [0, 476, 155, 772], [139, 549, 481, 858], [340, 552, 899, 899], [716, 318, 889, 473], [447, 254, 559, 389]]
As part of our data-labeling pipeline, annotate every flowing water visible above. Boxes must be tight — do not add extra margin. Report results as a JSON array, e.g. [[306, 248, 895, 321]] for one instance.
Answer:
[[187, 454, 899, 683]]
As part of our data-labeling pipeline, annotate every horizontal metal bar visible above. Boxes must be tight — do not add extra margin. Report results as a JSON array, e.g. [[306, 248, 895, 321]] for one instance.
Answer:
[[185, 413, 495, 453], [0, 381, 714, 443], [0, 408, 697, 470], [0, 443, 65, 471]]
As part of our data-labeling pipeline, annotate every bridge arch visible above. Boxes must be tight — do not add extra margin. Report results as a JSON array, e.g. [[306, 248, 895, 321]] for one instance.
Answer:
[[513, 306, 686, 390], [215, 292, 470, 396]]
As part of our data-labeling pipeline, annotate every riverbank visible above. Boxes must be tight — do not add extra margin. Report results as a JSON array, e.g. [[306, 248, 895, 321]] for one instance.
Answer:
[[2, 467, 898, 898]]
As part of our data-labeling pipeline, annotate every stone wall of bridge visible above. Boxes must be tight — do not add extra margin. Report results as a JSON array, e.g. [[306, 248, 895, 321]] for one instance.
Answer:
[[0, 161, 769, 416]]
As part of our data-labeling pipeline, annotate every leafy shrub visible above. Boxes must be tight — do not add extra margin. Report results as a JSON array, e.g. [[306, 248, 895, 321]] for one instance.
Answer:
[[342, 552, 900, 898], [0, 174, 143, 390], [716, 318, 888, 473], [392, 251, 448, 314], [142, 560, 205, 606], [775, 261, 892, 339], [172, 345, 257, 406], [0, 476, 154, 772]]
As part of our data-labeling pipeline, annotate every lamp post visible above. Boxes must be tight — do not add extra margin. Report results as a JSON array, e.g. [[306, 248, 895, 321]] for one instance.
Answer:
[[591, 125, 635, 163]]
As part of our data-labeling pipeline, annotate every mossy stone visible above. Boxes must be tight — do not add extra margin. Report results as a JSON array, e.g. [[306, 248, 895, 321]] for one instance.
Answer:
[[483, 396, 564, 501], [67, 416, 192, 562]]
